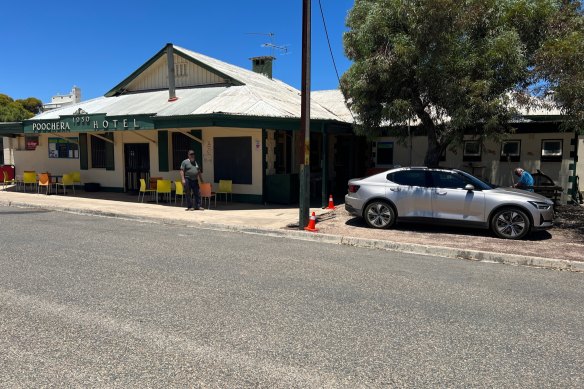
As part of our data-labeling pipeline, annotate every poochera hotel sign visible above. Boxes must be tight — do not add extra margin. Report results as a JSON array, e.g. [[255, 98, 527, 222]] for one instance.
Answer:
[[24, 114, 155, 134]]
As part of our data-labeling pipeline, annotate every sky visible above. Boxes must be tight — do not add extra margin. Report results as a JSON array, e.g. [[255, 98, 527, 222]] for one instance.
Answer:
[[0, 0, 355, 104]]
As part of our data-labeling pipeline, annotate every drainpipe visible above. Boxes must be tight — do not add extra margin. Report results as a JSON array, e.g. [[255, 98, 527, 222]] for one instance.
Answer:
[[167, 43, 178, 102]]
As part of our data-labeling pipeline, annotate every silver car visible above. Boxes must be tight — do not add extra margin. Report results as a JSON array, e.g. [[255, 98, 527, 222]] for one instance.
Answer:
[[345, 167, 555, 239]]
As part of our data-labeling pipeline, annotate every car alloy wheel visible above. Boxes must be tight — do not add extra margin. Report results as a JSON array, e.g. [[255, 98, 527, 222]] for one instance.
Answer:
[[491, 208, 531, 239], [364, 201, 396, 229]]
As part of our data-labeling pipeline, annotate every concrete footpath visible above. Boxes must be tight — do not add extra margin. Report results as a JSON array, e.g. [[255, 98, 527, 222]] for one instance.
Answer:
[[1, 190, 583, 273]]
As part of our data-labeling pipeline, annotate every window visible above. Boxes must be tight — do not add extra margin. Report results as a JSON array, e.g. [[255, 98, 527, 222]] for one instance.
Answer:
[[431, 171, 468, 189], [172, 132, 192, 170], [387, 170, 428, 187], [500, 140, 521, 162], [48, 137, 79, 159], [91, 136, 106, 168], [463, 140, 481, 162], [175, 62, 187, 78], [376, 142, 394, 166], [214, 137, 252, 185], [541, 139, 562, 162]]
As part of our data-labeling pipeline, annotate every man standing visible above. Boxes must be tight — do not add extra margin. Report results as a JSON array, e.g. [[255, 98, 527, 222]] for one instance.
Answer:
[[513, 168, 534, 192], [180, 150, 204, 210]]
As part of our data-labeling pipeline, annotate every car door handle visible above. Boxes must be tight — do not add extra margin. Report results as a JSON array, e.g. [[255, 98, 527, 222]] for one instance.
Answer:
[[435, 191, 447, 195], [389, 187, 401, 192]]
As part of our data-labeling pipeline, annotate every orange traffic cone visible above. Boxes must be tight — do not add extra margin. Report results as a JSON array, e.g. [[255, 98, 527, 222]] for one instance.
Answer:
[[327, 194, 335, 209], [304, 211, 319, 232]]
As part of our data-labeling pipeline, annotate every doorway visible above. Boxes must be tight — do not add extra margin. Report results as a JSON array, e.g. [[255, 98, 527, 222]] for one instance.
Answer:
[[124, 143, 150, 192]]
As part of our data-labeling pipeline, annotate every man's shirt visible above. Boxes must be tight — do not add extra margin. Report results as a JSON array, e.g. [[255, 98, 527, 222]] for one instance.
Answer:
[[517, 171, 534, 192]]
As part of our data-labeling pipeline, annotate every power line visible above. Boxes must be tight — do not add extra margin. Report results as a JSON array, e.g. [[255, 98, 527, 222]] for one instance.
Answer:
[[317, 0, 341, 85], [317, 0, 356, 122]]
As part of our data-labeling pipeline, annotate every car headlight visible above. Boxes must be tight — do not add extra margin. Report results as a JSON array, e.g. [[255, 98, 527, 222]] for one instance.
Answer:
[[528, 201, 552, 210]]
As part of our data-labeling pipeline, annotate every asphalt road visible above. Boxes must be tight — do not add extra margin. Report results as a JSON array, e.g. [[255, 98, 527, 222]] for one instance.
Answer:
[[1, 206, 583, 388]]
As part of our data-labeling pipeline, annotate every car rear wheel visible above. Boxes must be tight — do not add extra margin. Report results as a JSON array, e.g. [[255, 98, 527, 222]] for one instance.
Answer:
[[491, 208, 531, 240], [364, 201, 396, 229]]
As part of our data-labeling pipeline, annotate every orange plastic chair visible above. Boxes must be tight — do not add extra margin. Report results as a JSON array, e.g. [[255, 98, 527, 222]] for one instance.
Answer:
[[38, 173, 51, 195], [200, 182, 216, 209]]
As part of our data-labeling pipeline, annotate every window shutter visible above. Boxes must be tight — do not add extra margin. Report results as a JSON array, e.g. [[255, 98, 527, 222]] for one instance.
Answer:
[[79, 133, 88, 170]]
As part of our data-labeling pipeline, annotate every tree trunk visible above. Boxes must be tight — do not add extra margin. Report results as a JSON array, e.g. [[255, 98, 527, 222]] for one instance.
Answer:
[[412, 97, 442, 167]]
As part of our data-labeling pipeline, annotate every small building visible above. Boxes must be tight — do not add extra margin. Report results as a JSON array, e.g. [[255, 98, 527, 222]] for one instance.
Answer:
[[2, 44, 364, 205], [42, 86, 81, 111], [363, 113, 582, 205]]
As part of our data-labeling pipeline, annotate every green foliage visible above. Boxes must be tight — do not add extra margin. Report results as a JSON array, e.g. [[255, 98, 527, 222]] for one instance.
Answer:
[[341, 0, 583, 166], [0, 93, 41, 122]]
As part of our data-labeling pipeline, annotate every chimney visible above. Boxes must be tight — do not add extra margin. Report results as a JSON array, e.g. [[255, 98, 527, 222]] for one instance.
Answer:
[[250, 56, 276, 79]]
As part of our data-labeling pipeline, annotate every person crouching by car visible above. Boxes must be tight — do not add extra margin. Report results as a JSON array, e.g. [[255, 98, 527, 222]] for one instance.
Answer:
[[513, 168, 534, 192]]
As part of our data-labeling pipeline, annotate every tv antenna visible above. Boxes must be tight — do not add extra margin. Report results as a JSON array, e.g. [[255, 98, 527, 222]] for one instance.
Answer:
[[246, 32, 289, 56]]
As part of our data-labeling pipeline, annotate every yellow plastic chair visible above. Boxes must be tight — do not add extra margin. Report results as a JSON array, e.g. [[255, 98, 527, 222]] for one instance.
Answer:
[[217, 179, 233, 203], [38, 172, 52, 195], [138, 178, 155, 202], [22, 171, 37, 192], [71, 171, 82, 188], [174, 180, 186, 206], [156, 179, 172, 204], [200, 182, 216, 209], [54, 173, 76, 195], [2, 170, 17, 191]]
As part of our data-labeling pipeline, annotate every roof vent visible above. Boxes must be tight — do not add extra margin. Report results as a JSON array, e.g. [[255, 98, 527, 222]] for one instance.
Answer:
[[250, 56, 275, 79]]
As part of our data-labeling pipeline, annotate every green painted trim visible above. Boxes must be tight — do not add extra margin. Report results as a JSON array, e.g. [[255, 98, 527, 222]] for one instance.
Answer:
[[173, 49, 244, 87], [79, 133, 88, 170], [230, 193, 263, 204], [158, 131, 169, 172], [105, 44, 244, 97], [262, 128, 267, 204], [321, 123, 329, 207], [23, 114, 155, 134], [569, 163, 576, 170], [568, 176, 575, 183], [153, 114, 351, 133], [0, 122, 23, 135]]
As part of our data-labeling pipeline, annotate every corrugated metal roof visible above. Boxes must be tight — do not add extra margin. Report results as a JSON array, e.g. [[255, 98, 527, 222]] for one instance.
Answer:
[[33, 45, 350, 123]]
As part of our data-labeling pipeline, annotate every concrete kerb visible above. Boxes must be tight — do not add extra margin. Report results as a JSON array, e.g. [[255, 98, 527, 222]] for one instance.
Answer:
[[1, 197, 582, 273]]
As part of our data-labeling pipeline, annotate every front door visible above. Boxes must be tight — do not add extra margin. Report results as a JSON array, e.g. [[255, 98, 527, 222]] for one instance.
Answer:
[[124, 143, 150, 192]]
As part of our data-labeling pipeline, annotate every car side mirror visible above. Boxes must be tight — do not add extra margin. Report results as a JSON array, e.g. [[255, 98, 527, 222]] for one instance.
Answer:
[[465, 184, 475, 191]]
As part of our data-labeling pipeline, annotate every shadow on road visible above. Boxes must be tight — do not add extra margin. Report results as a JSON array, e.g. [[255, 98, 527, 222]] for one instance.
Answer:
[[344, 216, 553, 241]]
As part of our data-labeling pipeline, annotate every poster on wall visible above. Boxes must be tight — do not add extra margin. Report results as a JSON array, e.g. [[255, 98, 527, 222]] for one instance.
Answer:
[[25, 136, 39, 150], [48, 137, 79, 159]]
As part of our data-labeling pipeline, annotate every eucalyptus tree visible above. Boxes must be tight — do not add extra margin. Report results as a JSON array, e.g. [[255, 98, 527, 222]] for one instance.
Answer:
[[341, 0, 584, 166], [0, 94, 42, 122]]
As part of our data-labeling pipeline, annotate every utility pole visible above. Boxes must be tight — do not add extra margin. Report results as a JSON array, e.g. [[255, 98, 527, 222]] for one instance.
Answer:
[[299, 0, 311, 229]]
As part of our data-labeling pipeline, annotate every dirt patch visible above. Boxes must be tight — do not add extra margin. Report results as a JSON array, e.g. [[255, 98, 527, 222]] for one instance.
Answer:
[[313, 204, 584, 262]]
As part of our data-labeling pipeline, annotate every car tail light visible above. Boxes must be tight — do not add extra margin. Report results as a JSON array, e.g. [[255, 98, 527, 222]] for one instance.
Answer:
[[348, 184, 360, 193]]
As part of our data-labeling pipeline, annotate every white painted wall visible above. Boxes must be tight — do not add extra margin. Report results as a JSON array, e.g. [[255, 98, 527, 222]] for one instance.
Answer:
[[375, 131, 577, 203]]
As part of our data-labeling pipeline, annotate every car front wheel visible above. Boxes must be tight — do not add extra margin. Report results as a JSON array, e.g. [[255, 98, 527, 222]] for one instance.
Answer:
[[491, 208, 531, 239], [364, 201, 396, 229]]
